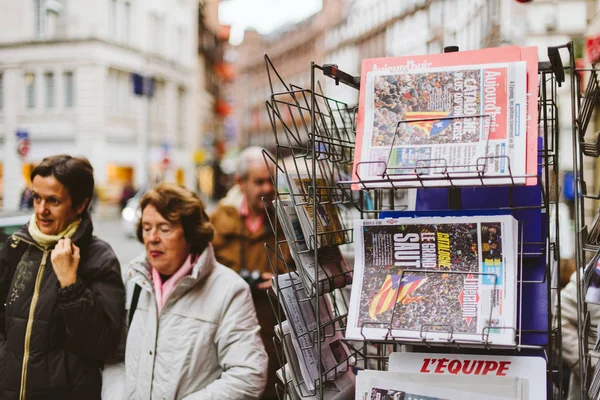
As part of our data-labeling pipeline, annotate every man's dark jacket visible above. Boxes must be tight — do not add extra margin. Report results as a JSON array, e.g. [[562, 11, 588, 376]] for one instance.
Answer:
[[0, 212, 125, 400]]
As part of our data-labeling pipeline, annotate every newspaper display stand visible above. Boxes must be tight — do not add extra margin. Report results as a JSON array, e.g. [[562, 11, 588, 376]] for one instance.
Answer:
[[569, 39, 600, 399], [263, 44, 567, 399]]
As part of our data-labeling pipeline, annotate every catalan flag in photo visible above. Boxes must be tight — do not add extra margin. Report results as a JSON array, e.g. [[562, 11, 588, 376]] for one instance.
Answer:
[[405, 111, 452, 137], [368, 274, 428, 319]]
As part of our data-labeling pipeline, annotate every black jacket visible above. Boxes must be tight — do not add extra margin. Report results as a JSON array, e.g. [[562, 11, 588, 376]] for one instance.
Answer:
[[0, 213, 125, 400]]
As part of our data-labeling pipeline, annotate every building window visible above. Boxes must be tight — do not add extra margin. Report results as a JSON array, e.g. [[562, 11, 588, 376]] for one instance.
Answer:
[[35, 0, 46, 37], [107, 69, 119, 113], [106, 69, 132, 114], [45, 72, 54, 109], [117, 71, 130, 113], [177, 86, 185, 145], [35, 0, 64, 38], [124, 1, 131, 42], [150, 14, 164, 53], [177, 26, 185, 60], [109, 0, 117, 39], [64, 71, 74, 108], [25, 73, 36, 109], [0, 73, 3, 111]]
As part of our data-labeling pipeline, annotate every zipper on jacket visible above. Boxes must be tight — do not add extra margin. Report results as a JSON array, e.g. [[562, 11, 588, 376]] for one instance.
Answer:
[[19, 249, 49, 400]]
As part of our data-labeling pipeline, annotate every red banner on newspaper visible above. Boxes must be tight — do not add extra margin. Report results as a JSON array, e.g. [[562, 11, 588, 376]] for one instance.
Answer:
[[483, 67, 508, 140]]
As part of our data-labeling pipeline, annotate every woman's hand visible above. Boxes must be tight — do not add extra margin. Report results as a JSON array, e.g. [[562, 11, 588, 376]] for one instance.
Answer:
[[51, 238, 80, 288]]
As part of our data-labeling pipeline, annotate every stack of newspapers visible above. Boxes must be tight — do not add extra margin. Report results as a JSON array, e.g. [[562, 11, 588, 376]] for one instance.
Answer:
[[287, 174, 348, 249], [355, 352, 545, 399], [277, 174, 353, 297], [345, 215, 519, 346], [272, 273, 355, 399]]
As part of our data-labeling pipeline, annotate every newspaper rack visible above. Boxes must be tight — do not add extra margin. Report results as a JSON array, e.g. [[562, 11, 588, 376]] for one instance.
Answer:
[[263, 45, 565, 398], [567, 39, 600, 399]]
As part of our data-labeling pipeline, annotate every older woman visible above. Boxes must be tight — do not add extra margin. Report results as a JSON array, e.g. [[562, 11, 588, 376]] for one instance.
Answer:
[[122, 183, 268, 399]]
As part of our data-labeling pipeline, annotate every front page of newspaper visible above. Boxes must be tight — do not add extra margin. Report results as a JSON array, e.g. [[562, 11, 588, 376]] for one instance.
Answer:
[[356, 370, 526, 400], [388, 352, 546, 400], [275, 322, 355, 399], [345, 216, 517, 345], [357, 62, 527, 187]]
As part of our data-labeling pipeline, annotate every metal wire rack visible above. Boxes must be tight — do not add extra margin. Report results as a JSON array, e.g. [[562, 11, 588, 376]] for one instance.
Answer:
[[263, 45, 565, 398]]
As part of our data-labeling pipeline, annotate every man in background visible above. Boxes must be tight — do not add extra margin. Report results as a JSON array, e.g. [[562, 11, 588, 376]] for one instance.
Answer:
[[211, 146, 287, 400]]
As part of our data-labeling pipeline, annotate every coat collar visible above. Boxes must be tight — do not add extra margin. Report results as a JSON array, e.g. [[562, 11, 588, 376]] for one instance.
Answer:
[[127, 244, 217, 289], [14, 210, 94, 249]]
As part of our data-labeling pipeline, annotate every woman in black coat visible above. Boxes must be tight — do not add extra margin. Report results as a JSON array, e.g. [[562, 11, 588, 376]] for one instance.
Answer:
[[0, 155, 125, 400]]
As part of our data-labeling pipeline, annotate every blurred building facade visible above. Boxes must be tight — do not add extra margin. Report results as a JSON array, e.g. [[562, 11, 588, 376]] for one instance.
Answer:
[[225, 0, 593, 162], [196, 0, 232, 197], [224, 0, 345, 151], [0, 0, 200, 209], [227, 0, 514, 152]]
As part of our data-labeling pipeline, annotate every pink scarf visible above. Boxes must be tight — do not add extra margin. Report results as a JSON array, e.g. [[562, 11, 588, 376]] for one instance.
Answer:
[[152, 253, 198, 314]]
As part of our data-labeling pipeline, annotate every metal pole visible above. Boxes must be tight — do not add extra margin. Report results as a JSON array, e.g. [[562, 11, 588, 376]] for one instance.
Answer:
[[568, 41, 587, 400], [310, 61, 323, 399]]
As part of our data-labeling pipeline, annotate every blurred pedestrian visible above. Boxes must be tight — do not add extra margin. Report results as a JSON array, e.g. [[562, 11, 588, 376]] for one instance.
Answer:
[[210, 146, 289, 400], [109, 183, 267, 399], [561, 269, 600, 400], [0, 154, 125, 399], [19, 186, 34, 210], [120, 182, 135, 211]]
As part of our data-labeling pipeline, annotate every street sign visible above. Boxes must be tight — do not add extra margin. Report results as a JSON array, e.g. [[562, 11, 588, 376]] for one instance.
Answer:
[[15, 130, 29, 140], [15, 130, 30, 158]]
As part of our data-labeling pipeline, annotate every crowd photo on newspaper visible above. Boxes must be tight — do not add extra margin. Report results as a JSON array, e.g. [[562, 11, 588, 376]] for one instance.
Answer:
[[372, 69, 483, 147]]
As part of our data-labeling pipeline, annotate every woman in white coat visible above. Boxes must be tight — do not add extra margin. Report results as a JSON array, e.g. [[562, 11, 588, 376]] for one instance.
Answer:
[[117, 183, 268, 399]]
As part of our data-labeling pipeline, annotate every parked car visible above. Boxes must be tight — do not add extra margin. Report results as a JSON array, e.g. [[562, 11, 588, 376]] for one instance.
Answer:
[[121, 188, 145, 237], [0, 212, 31, 250]]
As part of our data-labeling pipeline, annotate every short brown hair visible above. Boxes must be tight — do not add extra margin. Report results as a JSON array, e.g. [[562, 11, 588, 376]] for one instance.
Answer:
[[136, 183, 214, 254], [31, 154, 94, 210]]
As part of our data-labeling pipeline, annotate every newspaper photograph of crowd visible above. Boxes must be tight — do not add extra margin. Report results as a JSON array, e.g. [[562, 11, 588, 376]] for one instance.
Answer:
[[356, 223, 481, 334], [370, 69, 483, 147]]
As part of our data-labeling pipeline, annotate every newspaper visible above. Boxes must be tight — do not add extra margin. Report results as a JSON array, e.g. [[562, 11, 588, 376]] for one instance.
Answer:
[[355, 61, 528, 188], [356, 370, 526, 400], [276, 362, 354, 400], [388, 352, 546, 400], [277, 199, 353, 296], [273, 272, 355, 391], [345, 216, 518, 345], [287, 174, 346, 249], [587, 206, 600, 247], [275, 321, 354, 399]]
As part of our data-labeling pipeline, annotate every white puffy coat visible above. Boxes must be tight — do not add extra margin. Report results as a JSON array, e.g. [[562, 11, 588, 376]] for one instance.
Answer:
[[121, 244, 268, 400]]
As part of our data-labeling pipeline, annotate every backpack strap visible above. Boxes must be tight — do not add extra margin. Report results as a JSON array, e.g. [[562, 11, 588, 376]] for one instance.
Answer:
[[128, 284, 142, 327]]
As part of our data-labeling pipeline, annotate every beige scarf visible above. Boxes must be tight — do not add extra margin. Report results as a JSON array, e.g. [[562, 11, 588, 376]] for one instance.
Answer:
[[28, 215, 81, 248]]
